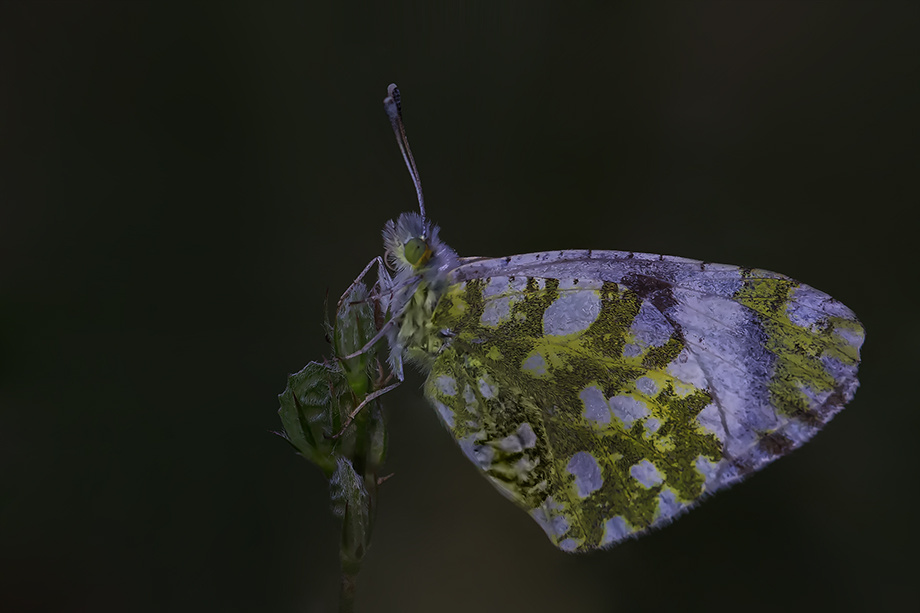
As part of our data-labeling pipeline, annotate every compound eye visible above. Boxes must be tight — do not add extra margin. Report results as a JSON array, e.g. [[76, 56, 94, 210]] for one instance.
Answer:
[[404, 237, 432, 267]]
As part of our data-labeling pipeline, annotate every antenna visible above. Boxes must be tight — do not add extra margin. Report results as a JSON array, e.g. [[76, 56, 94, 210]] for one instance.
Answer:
[[383, 83, 426, 221]]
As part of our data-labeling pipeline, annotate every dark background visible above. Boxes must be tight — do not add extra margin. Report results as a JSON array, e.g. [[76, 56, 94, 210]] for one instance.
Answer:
[[2, 2, 918, 612]]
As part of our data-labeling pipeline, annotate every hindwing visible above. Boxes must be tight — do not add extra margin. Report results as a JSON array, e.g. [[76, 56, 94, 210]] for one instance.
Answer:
[[421, 251, 863, 551]]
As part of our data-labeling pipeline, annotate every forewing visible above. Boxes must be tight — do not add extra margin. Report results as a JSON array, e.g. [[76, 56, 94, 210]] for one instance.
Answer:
[[423, 252, 863, 551]]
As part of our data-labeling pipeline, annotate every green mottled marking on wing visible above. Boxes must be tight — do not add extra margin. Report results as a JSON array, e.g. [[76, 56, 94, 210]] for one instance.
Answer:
[[734, 274, 862, 423], [423, 278, 722, 551]]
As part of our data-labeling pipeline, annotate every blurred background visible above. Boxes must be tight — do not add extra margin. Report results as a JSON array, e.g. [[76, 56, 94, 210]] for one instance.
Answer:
[[2, 2, 918, 611]]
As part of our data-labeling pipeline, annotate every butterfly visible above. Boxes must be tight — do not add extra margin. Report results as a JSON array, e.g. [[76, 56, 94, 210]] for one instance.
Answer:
[[340, 84, 864, 552]]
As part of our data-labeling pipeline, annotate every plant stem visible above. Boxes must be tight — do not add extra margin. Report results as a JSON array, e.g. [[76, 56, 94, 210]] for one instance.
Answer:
[[338, 564, 358, 613]]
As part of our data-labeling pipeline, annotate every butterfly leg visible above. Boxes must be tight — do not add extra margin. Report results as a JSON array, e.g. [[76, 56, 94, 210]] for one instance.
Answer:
[[336, 256, 386, 310], [333, 256, 405, 362], [330, 354, 404, 439], [337, 276, 422, 362], [330, 381, 402, 439]]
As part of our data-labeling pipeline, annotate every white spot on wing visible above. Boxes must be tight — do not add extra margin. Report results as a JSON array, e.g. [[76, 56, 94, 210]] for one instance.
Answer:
[[601, 516, 630, 545], [636, 376, 658, 396], [630, 459, 664, 488], [695, 455, 721, 489], [482, 276, 509, 298], [497, 423, 537, 453], [656, 488, 683, 523], [522, 352, 547, 376], [434, 375, 457, 396], [609, 394, 649, 426], [567, 451, 603, 498], [478, 376, 498, 399], [558, 538, 579, 552], [623, 343, 642, 358], [531, 496, 569, 538], [580, 385, 610, 425], [480, 277, 518, 326], [543, 288, 601, 336], [462, 384, 476, 407], [481, 295, 513, 326], [517, 422, 537, 448]]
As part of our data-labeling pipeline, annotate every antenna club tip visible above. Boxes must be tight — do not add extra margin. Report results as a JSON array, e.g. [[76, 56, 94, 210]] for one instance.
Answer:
[[385, 83, 401, 112]]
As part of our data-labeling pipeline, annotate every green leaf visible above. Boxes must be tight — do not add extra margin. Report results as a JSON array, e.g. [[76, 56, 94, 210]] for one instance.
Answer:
[[277, 361, 349, 476], [333, 284, 379, 398], [330, 457, 371, 569]]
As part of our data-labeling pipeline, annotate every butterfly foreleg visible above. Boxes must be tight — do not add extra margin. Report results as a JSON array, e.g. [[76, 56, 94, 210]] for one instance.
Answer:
[[330, 350, 404, 440], [337, 279, 418, 362], [336, 256, 387, 310]]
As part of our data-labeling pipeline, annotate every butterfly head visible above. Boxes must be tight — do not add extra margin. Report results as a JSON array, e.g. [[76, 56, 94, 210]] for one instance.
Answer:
[[382, 212, 457, 282]]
